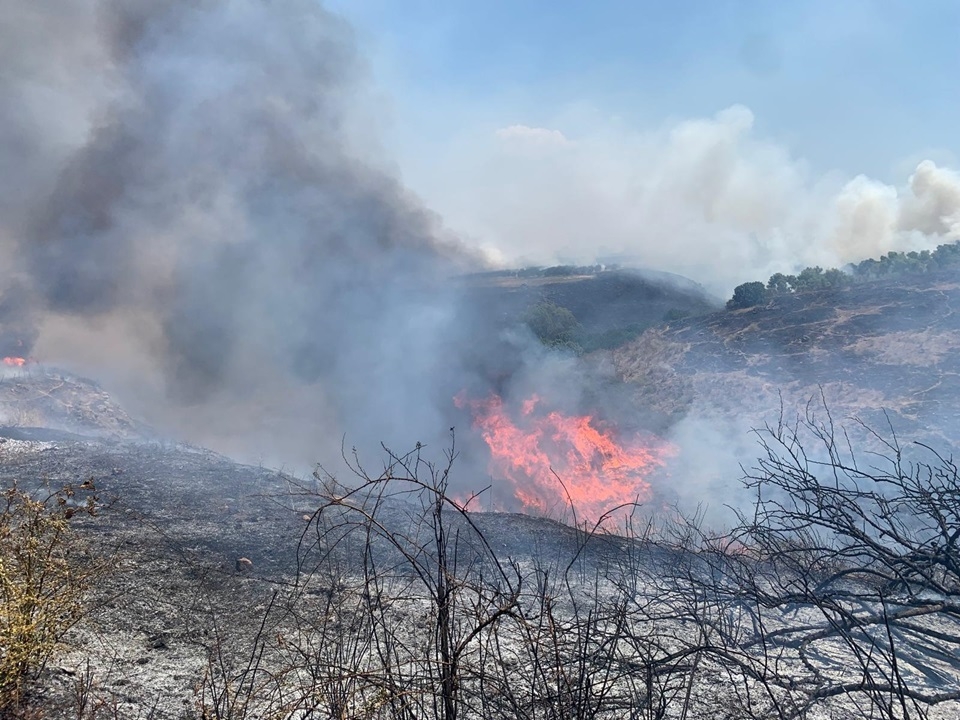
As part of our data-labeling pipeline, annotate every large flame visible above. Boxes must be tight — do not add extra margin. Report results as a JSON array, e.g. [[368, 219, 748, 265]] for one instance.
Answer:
[[2, 357, 25, 367], [456, 392, 675, 524]]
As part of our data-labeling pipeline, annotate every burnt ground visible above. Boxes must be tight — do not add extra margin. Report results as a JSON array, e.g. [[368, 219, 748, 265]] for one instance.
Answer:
[[0, 368, 148, 439], [0, 372, 650, 718], [613, 271, 960, 446], [0, 432, 311, 716], [8, 417, 958, 720]]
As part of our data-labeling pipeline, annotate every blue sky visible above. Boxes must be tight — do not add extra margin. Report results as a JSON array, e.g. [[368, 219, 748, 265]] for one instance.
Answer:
[[326, 1, 960, 288]]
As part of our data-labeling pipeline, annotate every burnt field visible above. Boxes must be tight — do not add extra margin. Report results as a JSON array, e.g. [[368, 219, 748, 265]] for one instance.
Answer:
[[5, 0, 960, 717], [3, 368, 960, 719]]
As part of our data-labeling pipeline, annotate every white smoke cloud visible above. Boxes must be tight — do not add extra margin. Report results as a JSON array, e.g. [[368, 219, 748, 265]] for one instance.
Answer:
[[423, 106, 960, 293], [900, 160, 960, 238], [495, 125, 571, 148]]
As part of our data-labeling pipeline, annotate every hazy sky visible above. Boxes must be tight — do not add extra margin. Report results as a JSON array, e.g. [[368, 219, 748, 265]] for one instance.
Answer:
[[325, 1, 960, 287]]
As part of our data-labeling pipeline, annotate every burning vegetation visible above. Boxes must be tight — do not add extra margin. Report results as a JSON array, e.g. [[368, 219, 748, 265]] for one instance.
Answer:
[[456, 392, 675, 524]]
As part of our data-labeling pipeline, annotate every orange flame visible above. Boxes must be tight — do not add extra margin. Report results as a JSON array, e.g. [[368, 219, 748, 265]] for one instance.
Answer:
[[456, 392, 676, 524], [2, 357, 25, 367]]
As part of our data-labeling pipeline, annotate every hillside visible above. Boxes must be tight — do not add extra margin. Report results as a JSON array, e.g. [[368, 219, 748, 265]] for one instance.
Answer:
[[459, 266, 720, 351], [613, 270, 960, 446]]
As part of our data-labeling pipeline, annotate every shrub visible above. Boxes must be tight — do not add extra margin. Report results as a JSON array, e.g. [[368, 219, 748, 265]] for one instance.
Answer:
[[726, 281, 767, 310], [523, 300, 582, 349], [662, 308, 691, 323], [766, 272, 794, 294], [541, 265, 576, 277], [0, 481, 100, 710]]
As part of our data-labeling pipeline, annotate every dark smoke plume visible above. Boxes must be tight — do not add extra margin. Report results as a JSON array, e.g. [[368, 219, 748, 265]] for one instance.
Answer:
[[1, 0, 485, 462]]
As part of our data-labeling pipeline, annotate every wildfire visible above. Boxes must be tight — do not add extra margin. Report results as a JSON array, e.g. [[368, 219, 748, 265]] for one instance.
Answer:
[[2, 357, 25, 367], [456, 392, 676, 525]]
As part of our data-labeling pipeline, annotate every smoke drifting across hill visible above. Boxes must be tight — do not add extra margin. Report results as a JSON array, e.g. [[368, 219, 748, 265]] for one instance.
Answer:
[[422, 106, 960, 294]]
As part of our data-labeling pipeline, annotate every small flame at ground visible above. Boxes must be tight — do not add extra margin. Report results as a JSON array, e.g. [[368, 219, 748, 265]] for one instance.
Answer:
[[456, 392, 676, 524], [2, 357, 26, 367]]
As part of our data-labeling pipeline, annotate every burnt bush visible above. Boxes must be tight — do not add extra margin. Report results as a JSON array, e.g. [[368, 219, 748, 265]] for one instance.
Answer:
[[57, 406, 960, 719]]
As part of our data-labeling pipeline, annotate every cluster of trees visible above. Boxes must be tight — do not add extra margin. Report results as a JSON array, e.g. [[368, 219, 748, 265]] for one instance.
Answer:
[[855, 242, 960, 278], [727, 240, 960, 310]]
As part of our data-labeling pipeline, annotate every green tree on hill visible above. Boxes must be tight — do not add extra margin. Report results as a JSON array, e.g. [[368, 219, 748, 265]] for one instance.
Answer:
[[766, 272, 794, 294], [524, 301, 582, 352], [726, 281, 767, 310]]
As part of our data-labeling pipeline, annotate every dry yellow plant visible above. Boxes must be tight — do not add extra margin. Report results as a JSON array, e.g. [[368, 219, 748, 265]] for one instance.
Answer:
[[0, 480, 100, 711]]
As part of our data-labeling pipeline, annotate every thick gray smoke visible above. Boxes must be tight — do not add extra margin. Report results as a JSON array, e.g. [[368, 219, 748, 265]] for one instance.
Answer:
[[1, 0, 486, 463]]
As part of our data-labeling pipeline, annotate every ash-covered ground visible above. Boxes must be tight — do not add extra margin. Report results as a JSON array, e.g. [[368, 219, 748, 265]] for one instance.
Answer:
[[3, 367, 960, 720]]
